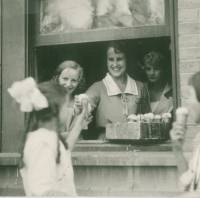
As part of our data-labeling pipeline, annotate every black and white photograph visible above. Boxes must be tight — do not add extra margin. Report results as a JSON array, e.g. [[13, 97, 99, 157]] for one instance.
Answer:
[[0, 0, 200, 197]]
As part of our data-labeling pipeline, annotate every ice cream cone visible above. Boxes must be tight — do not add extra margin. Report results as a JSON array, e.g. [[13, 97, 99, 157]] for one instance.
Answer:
[[176, 107, 188, 126]]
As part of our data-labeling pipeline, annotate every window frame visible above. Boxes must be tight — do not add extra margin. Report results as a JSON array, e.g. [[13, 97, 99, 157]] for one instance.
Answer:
[[34, 0, 170, 46], [0, 0, 2, 151], [27, 0, 179, 149]]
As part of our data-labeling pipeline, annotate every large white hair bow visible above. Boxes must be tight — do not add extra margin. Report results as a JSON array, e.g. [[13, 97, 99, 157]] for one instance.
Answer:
[[7, 77, 48, 112]]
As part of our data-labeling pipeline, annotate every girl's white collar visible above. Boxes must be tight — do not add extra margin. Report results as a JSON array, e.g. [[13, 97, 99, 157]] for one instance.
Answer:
[[102, 73, 138, 96]]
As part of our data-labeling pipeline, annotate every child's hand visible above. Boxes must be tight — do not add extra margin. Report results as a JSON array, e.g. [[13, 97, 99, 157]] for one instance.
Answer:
[[74, 95, 83, 115], [170, 121, 187, 148], [67, 99, 92, 150], [76, 99, 92, 129]]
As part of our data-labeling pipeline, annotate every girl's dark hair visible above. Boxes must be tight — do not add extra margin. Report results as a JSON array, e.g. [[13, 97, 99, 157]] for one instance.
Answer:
[[52, 60, 86, 95], [19, 81, 68, 168], [188, 71, 200, 102], [142, 50, 171, 83], [143, 51, 166, 70]]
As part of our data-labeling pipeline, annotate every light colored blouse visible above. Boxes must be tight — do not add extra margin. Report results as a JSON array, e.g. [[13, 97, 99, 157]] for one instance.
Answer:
[[86, 73, 150, 127], [20, 128, 76, 196], [150, 83, 173, 114]]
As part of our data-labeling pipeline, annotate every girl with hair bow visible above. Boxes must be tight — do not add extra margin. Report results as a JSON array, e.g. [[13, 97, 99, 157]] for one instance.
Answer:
[[8, 77, 88, 196]]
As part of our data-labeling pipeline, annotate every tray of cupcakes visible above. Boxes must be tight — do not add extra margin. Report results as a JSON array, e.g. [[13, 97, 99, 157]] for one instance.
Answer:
[[106, 113, 172, 142]]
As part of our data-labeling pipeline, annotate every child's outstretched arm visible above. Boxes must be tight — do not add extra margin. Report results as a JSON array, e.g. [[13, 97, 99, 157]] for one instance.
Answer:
[[66, 100, 88, 151], [170, 121, 195, 191], [170, 121, 188, 176]]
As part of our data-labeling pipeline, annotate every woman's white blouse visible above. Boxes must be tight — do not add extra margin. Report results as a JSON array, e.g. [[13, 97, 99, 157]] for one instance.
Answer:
[[20, 128, 76, 196]]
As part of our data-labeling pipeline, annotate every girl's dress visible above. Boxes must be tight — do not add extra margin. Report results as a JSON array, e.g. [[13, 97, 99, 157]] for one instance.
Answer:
[[20, 128, 76, 196], [150, 83, 173, 114]]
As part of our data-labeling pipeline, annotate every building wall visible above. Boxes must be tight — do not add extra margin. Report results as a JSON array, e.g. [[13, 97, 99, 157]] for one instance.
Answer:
[[178, 0, 200, 151], [1, 0, 25, 152], [1, 0, 200, 196]]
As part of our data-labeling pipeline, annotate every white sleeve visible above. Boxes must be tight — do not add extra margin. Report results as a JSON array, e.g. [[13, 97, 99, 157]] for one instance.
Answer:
[[24, 138, 57, 196]]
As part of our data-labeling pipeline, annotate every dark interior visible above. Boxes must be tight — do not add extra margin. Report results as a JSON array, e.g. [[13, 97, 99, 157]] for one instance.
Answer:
[[36, 36, 171, 86], [36, 36, 172, 139]]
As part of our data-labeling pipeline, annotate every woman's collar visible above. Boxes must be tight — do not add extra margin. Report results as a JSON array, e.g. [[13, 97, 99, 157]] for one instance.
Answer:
[[102, 73, 138, 96]]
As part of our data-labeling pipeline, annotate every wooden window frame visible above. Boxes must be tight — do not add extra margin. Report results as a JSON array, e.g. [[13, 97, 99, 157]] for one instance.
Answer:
[[0, 0, 2, 151], [27, 0, 179, 150], [34, 0, 170, 46]]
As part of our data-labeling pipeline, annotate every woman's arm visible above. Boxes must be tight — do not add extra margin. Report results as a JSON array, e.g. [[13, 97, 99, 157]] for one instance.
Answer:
[[86, 82, 101, 110], [170, 122, 188, 175], [66, 100, 88, 151], [74, 82, 100, 116]]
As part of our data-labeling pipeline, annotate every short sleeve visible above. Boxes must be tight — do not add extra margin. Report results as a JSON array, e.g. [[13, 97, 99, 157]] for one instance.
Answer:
[[86, 82, 101, 111], [23, 133, 58, 196]]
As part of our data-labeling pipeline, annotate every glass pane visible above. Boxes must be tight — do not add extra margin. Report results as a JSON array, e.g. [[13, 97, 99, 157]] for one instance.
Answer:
[[40, 0, 165, 35]]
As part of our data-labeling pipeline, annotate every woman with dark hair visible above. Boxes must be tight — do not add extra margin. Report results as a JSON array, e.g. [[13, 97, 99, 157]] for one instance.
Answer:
[[8, 77, 88, 196], [142, 50, 173, 114], [171, 71, 200, 191], [76, 41, 150, 139]]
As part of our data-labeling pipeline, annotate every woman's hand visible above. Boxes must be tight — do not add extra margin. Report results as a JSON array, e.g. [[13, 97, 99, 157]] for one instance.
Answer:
[[170, 121, 187, 149]]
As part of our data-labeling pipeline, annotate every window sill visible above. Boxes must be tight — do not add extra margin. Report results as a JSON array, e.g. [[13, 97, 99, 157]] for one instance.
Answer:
[[72, 141, 184, 166], [0, 143, 191, 167], [0, 153, 20, 166]]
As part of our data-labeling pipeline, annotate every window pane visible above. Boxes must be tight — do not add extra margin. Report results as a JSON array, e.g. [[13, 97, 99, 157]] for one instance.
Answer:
[[40, 0, 165, 35]]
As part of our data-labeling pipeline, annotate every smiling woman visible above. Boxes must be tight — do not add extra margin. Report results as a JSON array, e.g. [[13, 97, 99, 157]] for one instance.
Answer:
[[80, 41, 151, 139], [106, 42, 127, 85], [53, 60, 85, 96]]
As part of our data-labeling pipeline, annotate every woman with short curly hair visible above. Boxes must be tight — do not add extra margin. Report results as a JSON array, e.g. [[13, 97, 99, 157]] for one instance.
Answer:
[[142, 51, 173, 114]]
